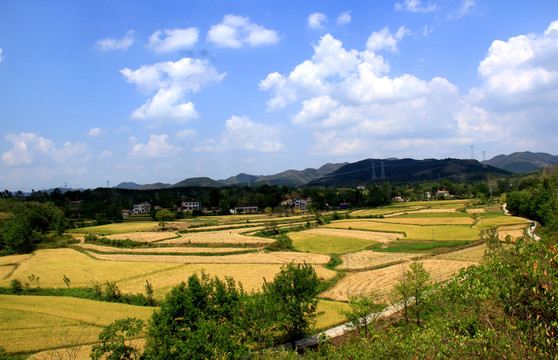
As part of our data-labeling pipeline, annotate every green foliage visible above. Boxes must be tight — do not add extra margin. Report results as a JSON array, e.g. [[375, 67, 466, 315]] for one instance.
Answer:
[[342, 292, 386, 337], [9, 279, 23, 294], [90, 317, 145, 360], [156, 209, 175, 230], [326, 254, 342, 269], [263, 262, 319, 349], [267, 234, 294, 251], [0, 347, 15, 360], [104, 281, 122, 302], [143, 273, 252, 360]]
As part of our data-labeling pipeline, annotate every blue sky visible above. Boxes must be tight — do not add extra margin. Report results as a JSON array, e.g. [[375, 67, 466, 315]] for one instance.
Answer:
[[1, 1, 557, 190]]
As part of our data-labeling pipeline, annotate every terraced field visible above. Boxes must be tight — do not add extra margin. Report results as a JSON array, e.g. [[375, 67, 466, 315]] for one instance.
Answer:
[[0, 199, 533, 357]]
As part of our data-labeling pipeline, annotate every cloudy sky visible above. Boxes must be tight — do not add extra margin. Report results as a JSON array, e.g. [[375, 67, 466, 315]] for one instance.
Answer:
[[1, 1, 557, 190]]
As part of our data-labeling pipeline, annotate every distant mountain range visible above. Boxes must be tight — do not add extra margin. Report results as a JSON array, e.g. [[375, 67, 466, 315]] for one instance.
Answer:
[[307, 158, 510, 186], [482, 151, 558, 173]]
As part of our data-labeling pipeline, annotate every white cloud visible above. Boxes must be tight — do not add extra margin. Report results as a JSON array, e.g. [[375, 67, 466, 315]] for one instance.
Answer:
[[463, 20, 558, 148], [147, 28, 199, 53], [208, 15, 279, 48], [88, 127, 104, 136], [121, 58, 226, 123], [99, 150, 113, 159], [337, 11, 351, 25], [2, 133, 87, 166], [95, 30, 134, 51], [394, 0, 437, 13], [130, 134, 181, 159], [0, 48, 4, 62], [366, 26, 410, 53], [195, 115, 283, 152], [308, 13, 327, 29], [175, 129, 197, 138], [260, 31, 471, 160]]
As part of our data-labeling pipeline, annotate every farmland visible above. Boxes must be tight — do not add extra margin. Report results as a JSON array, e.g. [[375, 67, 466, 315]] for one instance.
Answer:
[[0, 199, 532, 356]]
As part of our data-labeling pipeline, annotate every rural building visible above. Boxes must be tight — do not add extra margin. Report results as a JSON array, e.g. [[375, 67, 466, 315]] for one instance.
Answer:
[[281, 198, 312, 211], [121, 209, 131, 217], [133, 202, 151, 214], [233, 206, 258, 214], [182, 200, 200, 211], [436, 190, 451, 198]]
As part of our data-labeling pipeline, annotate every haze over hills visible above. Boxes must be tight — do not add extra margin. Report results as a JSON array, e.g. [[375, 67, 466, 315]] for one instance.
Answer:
[[483, 151, 558, 173]]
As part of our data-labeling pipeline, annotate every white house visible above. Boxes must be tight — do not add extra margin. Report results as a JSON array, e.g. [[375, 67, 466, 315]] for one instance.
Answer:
[[133, 202, 151, 214], [182, 200, 200, 211], [233, 206, 258, 214]]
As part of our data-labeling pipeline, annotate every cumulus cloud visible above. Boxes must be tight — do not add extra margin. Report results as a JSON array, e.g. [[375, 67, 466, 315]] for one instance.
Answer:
[[394, 0, 437, 13], [195, 115, 283, 152], [259, 30, 470, 159], [147, 28, 199, 53], [95, 30, 134, 51], [308, 12, 327, 29], [175, 129, 197, 138], [337, 11, 351, 25], [366, 26, 410, 53], [2, 133, 87, 166], [0, 48, 4, 62], [121, 58, 226, 123], [207, 15, 279, 48], [130, 134, 181, 159], [460, 20, 558, 146]]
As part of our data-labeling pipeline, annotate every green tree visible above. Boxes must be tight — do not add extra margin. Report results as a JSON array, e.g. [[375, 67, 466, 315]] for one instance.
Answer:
[[407, 262, 430, 327], [143, 273, 250, 360], [156, 209, 175, 230], [263, 262, 319, 349], [342, 292, 386, 337], [90, 317, 145, 360]]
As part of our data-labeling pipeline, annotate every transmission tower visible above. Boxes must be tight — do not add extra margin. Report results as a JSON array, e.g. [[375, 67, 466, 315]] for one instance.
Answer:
[[380, 161, 385, 179], [371, 161, 377, 180], [470, 145, 475, 160]]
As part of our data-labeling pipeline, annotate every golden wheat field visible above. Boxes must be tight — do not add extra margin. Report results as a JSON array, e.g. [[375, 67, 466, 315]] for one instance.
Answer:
[[104, 231, 179, 242], [0, 295, 154, 354], [68, 222, 158, 235], [496, 224, 530, 240], [373, 216, 474, 225], [0, 249, 335, 299], [76, 243, 253, 254], [161, 231, 274, 245], [338, 250, 418, 270], [321, 259, 477, 302], [84, 250, 330, 265], [432, 244, 487, 262]]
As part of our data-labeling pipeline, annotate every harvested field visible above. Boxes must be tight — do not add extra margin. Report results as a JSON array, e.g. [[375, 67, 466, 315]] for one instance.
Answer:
[[467, 208, 485, 213], [75, 243, 254, 254], [497, 224, 529, 240], [0, 295, 154, 354], [431, 244, 486, 262], [84, 250, 330, 265], [338, 251, 417, 270], [0, 266, 15, 280], [161, 231, 274, 245], [104, 231, 179, 242], [321, 259, 477, 302]]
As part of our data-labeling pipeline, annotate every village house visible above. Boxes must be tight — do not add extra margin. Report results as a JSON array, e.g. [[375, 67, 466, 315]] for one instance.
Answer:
[[281, 198, 312, 211], [436, 190, 451, 198], [232, 206, 258, 214], [181, 200, 200, 211], [121, 209, 131, 217], [133, 202, 151, 215]]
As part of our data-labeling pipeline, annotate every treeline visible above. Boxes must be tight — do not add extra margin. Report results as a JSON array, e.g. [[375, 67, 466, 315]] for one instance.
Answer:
[[0, 199, 70, 255], [2, 176, 514, 222], [506, 169, 558, 229]]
